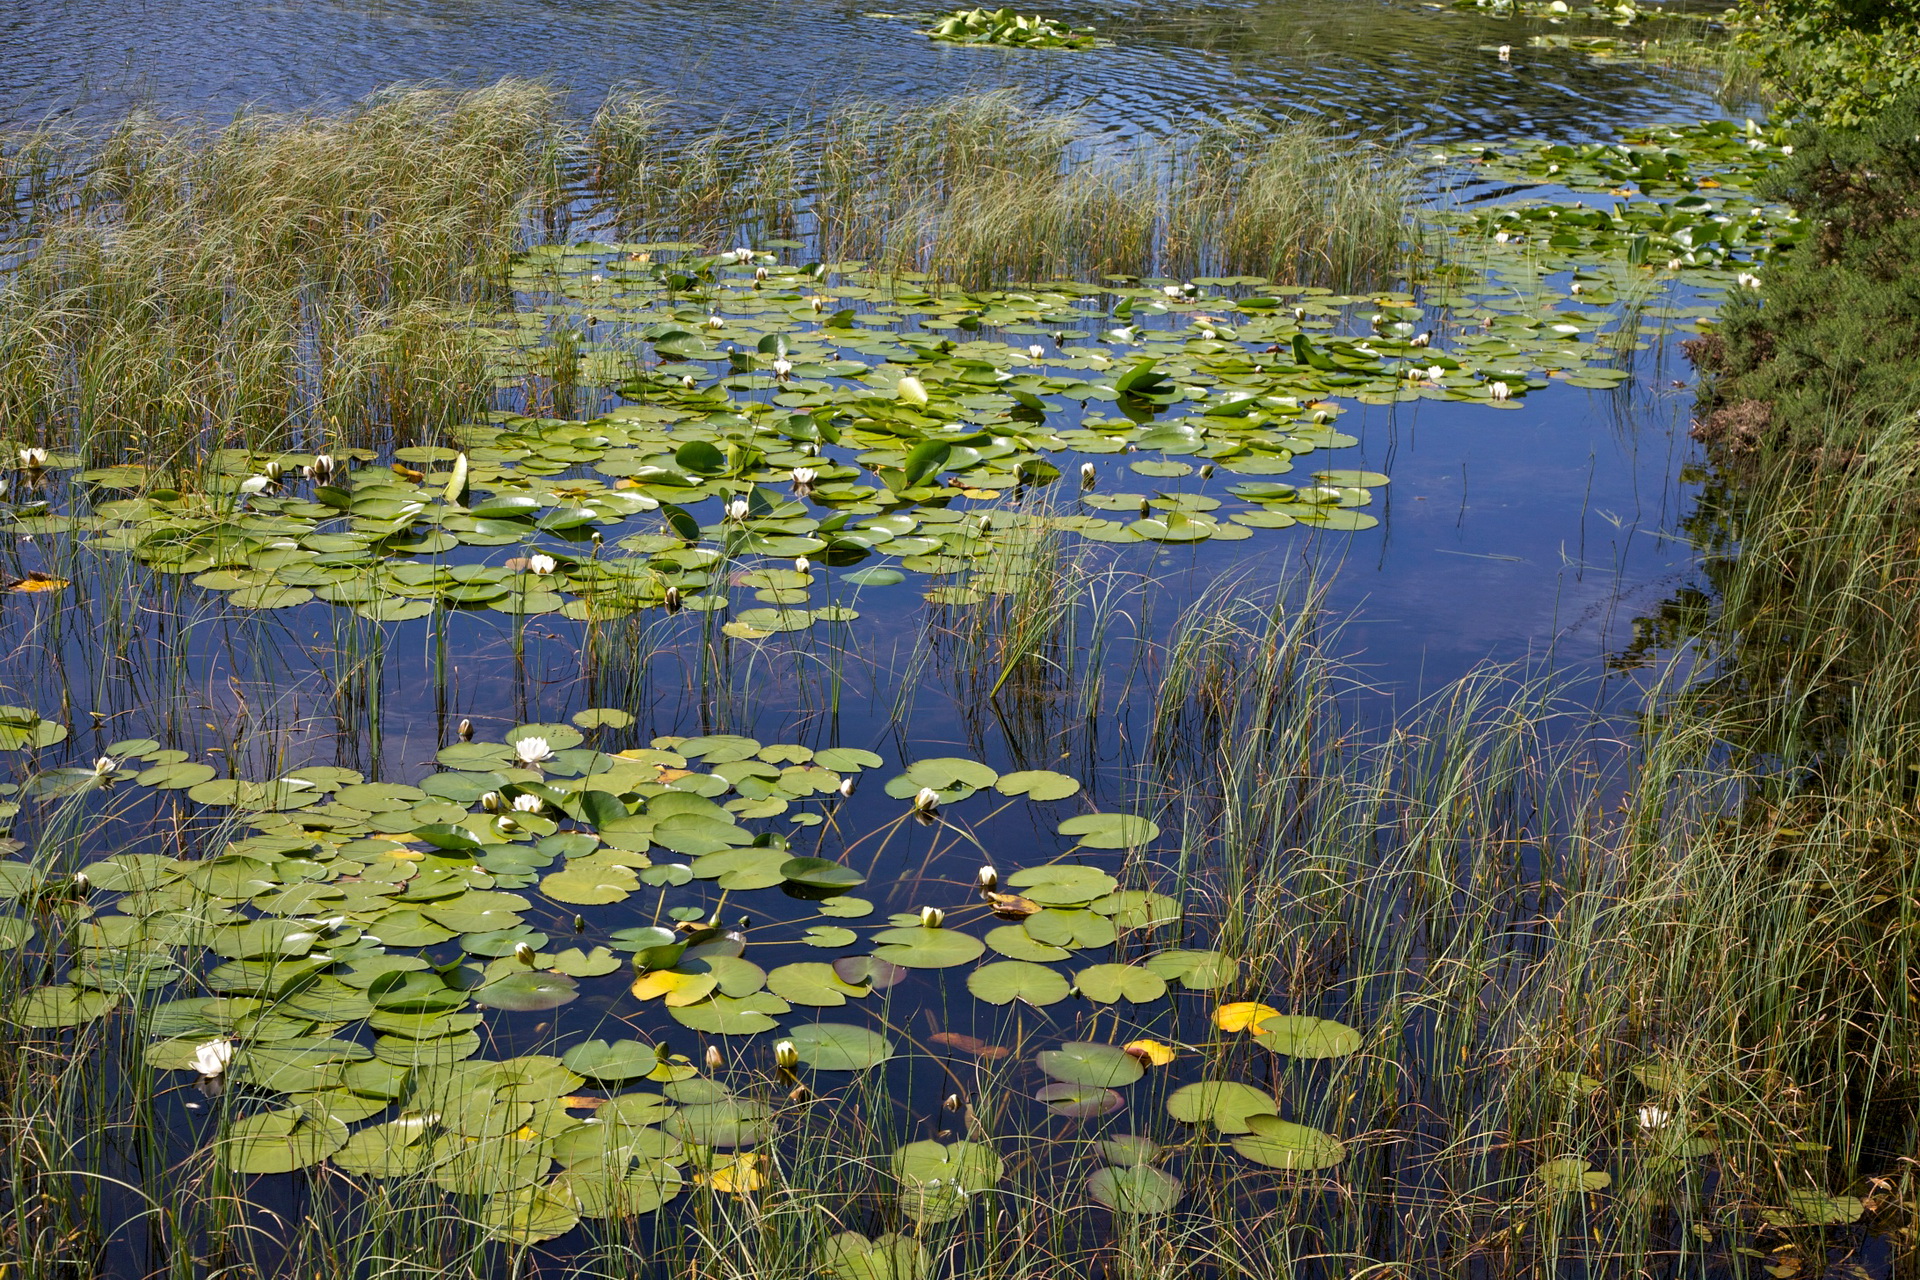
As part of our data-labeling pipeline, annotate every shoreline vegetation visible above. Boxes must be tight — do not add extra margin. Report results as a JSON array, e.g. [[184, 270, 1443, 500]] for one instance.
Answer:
[[0, 10, 1915, 1276]]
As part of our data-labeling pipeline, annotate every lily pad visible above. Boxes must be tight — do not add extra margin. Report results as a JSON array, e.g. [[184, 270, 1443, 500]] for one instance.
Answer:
[[1055, 812, 1160, 849], [967, 960, 1070, 1007], [1036, 1042, 1144, 1088], [1231, 1115, 1347, 1171], [786, 1021, 894, 1071], [1088, 1165, 1183, 1215]]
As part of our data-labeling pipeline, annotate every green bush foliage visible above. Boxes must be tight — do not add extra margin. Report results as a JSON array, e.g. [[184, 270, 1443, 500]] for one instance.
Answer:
[[1733, 0, 1920, 123], [1689, 88, 1920, 454]]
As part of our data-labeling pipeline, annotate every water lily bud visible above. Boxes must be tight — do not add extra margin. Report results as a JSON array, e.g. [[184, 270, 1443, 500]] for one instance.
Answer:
[[1138, 498, 1151, 517], [665, 585, 682, 612], [1080, 461, 1097, 488], [18, 447, 47, 470], [771, 357, 793, 380], [261, 460, 283, 481], [944, 1092, 963, 1111], [1292, 307, 1306, 321], [705, 1045, 725, 1072], [682, 374, 698, 388], [702, 313, 725, 330], [1489, 381, 1512, 401], [1494, 230, 1511, 243], [1411, 331, 1431, 347], [837, 776, 854, 798], [726, 498, 750, 521], [1199, 463, 1214, 478], [794, 557, 810, 575], [775, 1039, 799, 1069], [527, 553, 557, 576], [1497, 43, 1511, 60], [514, 942, 538, 966], [71, 872, 89, 895], [574, 914, 586, 931], [976, 865, 998, 891], [480, 791, 503, 812], [1569, 282, 1584, 295], [810, 295, 826, 313], [754, 266, 769, 282], [497, 816, 520, 833], [920, 906, 945, 929], [978, 513, 992, 532], [458, 717, 473, 740], [912, 786, 940, 813]]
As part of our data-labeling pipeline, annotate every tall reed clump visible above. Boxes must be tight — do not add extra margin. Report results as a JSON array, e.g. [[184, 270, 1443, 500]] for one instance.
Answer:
[[0, 80, 571, 471], [583, 88, 1415, 288]]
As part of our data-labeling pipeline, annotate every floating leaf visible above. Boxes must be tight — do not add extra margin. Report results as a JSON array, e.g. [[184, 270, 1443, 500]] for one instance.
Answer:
[[1166, 1080, 1280, 1133], [966, 960, 1069, 1007], [218, 1107, 350, 1173], [562, 1039, 660, 1083], [1035, 1082, 1124, 1117], [1252, 1015, 1362, 1059], [1036, 1042, 1144, 1088], [1232, 1115, 1347, 1170], [779, 856, 866, 891], [818, 1231, 931, 1280], [482, 1181, 582, 1245], [786, 1021, 894, 1071], [871, 925, 985, 970], [1074, 963, 1167, 1004], [1088, 1165, 1183, 1214], [1214, 1001, 1282, 1033], [474, 971, 579, 1012], [1055, 812, 1159, 849], [11, 985, 117, 1028], [1535, 1156, 1612, 1193]]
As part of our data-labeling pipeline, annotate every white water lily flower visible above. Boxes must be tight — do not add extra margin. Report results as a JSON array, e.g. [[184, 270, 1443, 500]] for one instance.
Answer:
[[774, 1039, 799, 1069], [726, 498, 750, 521], [238, 475, 272, 496], [702, 313, 725, 330], [1781, 144, 1793, 155], [976, 865, 998, 891], [1637, 1105, 1672, 1131], [810, 295, 826, 313], [732, 247, 754, 262], [1028, 343, 1045, 360], [912, 786, 940, 813], [1497, 43, 1512, 60], [1494, 230, 1511, 243], [1489, 381, 1512, 401], [919, 906, 945, 928], [664, 585, 682, 611], [480, 790, 503, 812], [527, 553, 557, 576], [92, 756, 120, 778], [794, 557, 810, 575], [512, 793, 543, 813], [681, 374, 698, 389], [705, 1045, 725, 1071], [261, 460, 283, 480], [790, 466, 817, 491], [1411, 332, 1431, 351], [1569, 282, 1584, 295], [1426, 366, 1447, 382], [512, 736, 555, 766], [771, 358, 793, 380], [1737, 272, 1761, 289], [192, 1038, 235, 1078], [18, 447, 46, 469], [754, 266, 769, 281], [1079, 461, 1097, 487]]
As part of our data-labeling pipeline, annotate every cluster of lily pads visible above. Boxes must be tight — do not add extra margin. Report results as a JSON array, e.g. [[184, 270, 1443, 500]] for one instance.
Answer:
[[921, 7, 1105, 49], [0, 715, 1370, 1244], [1449, 0, 1650, 23]]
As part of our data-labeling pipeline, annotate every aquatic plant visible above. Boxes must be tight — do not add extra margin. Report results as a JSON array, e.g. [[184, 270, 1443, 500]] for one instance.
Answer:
[[921, 7, 1106, 49]]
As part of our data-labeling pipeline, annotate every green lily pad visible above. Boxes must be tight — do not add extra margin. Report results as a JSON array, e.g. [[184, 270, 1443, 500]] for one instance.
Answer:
[[1166, 1080, 1280, 1133], [562, 1038, 661, 1083], [473, 971, 579, 1012], [966, 960, 1069, 1007], [1088, 1165, 1183, 1215], [871, 926, 985, 970], [1232, 1115, 1347, 1170], [218, 1107, 351, 1173], [1056, 813, 1159, 849], [1252, 1015, 1362, 1059], [779, 856, 866, 891], [11, 985, 118, 1028], [1037, 1041, 1145, 1088], [482, 1181, 582, 1245], [766, 963, 869, 1007], [1072, 963, 1167, 1004], [1035, 1082, 1124, 1117], [992, 769, 1081, 801], [786, 1021, 894, 1071]]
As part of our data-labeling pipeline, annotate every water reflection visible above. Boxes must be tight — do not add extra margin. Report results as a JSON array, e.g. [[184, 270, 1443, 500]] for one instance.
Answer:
[[7, 0, 1729, 143]]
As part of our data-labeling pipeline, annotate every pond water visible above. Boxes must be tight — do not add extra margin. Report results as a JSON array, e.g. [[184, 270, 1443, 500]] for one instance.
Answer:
[[0, 1, 1813, 1274]]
